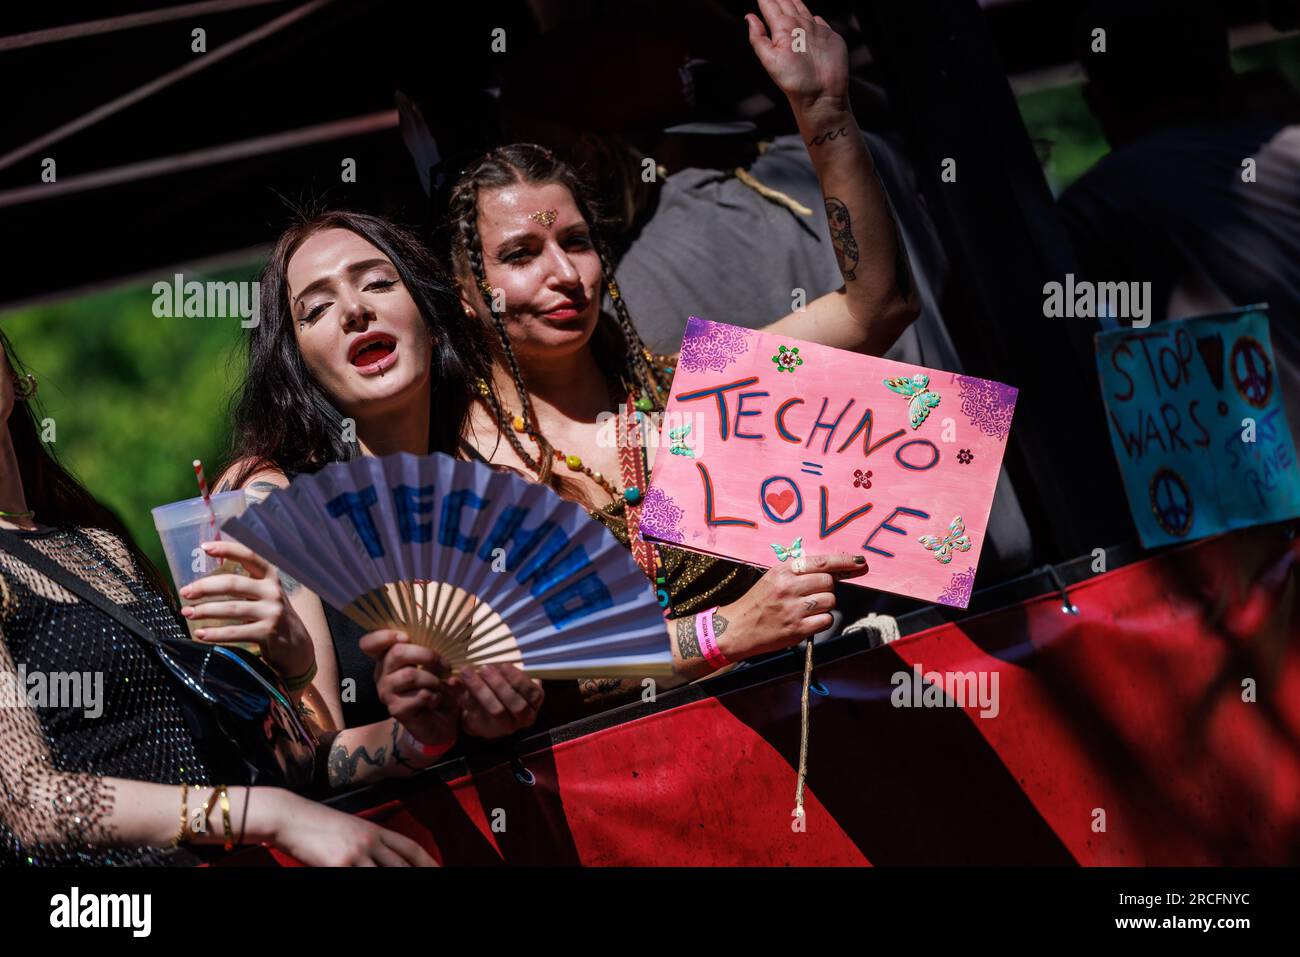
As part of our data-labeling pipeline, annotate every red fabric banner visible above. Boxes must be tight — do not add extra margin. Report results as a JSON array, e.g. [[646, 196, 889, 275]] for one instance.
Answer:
[[227, 522, 1300, 866]]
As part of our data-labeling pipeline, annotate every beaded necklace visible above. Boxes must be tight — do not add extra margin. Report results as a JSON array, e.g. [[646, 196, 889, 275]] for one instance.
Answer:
[[477, 371, 674, 609]]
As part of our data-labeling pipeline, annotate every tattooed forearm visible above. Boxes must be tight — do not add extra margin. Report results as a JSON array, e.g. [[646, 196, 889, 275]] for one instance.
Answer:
[[809, 126, 847, 147], [326, 738, 386, 788], [711, 612, 728, 638], [825, 197, 860, 282], [388, 720, 422, 772], [578, 677, 638, 706], [675, 617, 702, 660]]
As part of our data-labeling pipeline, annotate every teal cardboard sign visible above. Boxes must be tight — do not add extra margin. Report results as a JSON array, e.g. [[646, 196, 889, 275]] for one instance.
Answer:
[[1095, 307, 1300, 547]]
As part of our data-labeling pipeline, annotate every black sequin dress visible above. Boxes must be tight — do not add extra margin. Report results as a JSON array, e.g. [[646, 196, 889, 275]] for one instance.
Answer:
[[0, 527, 209, 866]]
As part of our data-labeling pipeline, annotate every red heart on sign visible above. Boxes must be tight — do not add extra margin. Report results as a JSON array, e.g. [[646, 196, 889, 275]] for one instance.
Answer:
[[766, 490, 795, 515]]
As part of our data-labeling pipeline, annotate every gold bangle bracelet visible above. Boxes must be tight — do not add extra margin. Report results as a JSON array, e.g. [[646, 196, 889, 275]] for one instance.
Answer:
[[218, 786, 234, 851], [172, 783, 189, 846]]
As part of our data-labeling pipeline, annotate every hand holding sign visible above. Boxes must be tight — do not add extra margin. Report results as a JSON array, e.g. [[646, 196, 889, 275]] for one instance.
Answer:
[[641, 318, 1017, 608]]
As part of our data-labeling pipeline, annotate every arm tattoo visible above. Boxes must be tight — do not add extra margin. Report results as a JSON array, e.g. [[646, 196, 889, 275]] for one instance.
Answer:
[[676, 617, 702, 660], [825, 197, 860, 282], [578, 677, 637, 705], [712, 612, 728, 638], [327, 737, 387, 788], [389, 720, 422, 772], [809, 126, 847, 147], [245, 480, 281, 503]]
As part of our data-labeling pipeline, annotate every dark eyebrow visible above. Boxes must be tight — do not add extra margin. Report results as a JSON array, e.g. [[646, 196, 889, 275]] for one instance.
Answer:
[[493, 222, 588, 257], [291, 258, 394, 306]]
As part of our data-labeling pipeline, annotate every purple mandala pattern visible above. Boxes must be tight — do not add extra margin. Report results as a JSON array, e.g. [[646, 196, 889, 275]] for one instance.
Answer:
[[679, 318, 752, 374], [639, 486, 685, 543], [956, 376, 1018, 442], [936, 566, 976, 608]]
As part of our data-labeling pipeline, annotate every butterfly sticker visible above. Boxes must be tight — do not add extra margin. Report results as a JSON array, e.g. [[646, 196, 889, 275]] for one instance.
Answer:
[[771, 537, 804, 562], [668, 423, 695, 458], [884, 374, 941, 430], [918, 515, 973, 564]]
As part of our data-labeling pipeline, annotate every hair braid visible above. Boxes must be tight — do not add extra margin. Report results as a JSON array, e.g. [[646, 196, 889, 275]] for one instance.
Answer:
[[453, 177, 555, 480], [593, 240, 663, 406]]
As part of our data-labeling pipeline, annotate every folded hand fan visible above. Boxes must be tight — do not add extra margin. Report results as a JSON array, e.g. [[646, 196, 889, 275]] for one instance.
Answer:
[[221, 452, 673, 679]]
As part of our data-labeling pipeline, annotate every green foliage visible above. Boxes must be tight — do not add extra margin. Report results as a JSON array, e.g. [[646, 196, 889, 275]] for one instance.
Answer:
[[1018, 34, 1300, 196], [1, 263, 258, 574], [1017, 82, 1108, 196]]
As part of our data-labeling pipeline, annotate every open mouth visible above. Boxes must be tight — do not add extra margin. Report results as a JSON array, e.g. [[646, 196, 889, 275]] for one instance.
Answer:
[[348, 332, 397, 368]]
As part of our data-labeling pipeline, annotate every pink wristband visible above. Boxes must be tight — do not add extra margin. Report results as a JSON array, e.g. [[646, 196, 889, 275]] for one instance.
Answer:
[[404, 728, 452, 759], [695, 607, 730, 670]]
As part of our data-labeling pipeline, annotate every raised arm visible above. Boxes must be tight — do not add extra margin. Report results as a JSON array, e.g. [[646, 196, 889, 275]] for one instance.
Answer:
[[747, 0, 919, 354]]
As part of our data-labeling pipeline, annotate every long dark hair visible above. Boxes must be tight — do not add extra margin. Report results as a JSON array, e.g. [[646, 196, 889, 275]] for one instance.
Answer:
[[444, 144, 667, 493], [0, 331, 174, 599], [224, 210, 486, 486]]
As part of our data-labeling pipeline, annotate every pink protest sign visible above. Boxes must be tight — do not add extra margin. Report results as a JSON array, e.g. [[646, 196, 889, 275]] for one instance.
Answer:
[[640, 318, 1018, 608]]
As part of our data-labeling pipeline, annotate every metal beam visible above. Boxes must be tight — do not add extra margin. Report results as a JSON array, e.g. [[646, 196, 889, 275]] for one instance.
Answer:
[[0, 0, 336, 174], [0, 0, 293, 52]]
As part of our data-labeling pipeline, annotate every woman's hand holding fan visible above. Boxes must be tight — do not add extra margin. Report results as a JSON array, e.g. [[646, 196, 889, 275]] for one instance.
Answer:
[[363, 630, 544, 742], [221, 453, 674, 682], [458, 664, 544, 739], [361, 630, 464, 752]]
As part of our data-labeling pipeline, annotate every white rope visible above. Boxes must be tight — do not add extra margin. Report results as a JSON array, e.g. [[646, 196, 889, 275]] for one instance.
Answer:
[[842, 612, 901, 645]]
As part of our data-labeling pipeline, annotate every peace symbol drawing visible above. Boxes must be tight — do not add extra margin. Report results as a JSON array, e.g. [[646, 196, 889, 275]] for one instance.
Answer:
[[1148, 467, 1194, 538], [1230, 336, 1273, 409]]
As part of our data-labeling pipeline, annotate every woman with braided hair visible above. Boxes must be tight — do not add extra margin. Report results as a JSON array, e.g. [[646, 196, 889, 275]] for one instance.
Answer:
[[447, 1, 918, 704]]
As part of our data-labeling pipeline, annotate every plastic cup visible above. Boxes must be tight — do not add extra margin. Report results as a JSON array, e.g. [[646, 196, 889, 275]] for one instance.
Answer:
[[151, 490, 255, 646]]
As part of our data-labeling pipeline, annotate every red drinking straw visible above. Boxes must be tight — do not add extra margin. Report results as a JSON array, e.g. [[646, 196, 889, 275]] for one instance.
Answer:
[[193, 458, 220, 541]]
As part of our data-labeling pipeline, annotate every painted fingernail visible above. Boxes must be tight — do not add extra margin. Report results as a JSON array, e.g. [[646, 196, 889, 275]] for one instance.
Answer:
[[854, 555, 866, 565]]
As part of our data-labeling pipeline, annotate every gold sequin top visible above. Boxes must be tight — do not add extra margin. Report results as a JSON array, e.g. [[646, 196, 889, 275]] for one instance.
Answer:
[[589, 498, 762, 620]]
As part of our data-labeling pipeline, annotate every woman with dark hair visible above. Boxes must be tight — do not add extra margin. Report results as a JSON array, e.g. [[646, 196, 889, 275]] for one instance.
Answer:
[[219, 210, 546, 736], [0, 333, 448, 866], [442, 2, 916, 705]]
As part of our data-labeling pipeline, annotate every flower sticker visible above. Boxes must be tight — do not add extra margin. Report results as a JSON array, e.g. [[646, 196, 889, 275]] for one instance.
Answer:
[[853, 469, 873, 488], [957, 449, 973, 465], [772, 345, 803, 373]]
